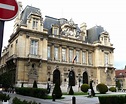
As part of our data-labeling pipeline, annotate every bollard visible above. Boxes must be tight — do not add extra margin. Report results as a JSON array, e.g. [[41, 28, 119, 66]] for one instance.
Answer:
[[52, 94, 55, 101], [72, 96, 76, 104]]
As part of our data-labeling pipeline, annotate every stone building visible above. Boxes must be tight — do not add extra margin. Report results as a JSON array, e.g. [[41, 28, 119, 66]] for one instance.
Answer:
[[0, 5, 115, 91]]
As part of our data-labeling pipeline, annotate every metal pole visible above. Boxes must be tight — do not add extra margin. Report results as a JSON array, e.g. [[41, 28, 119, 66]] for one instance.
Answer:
[[0, 20, 5, 57], [72, 96, 76, 104]]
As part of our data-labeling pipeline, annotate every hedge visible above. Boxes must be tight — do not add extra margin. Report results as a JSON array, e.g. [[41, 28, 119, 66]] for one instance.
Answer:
[[15, 87, 47, 99], [98, 95, 126, 104]]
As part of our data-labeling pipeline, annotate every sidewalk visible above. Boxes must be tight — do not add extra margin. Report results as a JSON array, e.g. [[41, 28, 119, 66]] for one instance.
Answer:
[[56, 95, 99, 104], [5, 92, 99, 104], [4, 92, 126, 104]]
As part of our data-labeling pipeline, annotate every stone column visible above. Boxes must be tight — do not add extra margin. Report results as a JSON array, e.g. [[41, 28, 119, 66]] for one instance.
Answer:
[[67, 47, 69, 63], [51, 44, 54, 61], [86, 50, 88, 65], [25, 35, 29, 56], [59, 46, 62, 62], [80, 50, 82, 64]]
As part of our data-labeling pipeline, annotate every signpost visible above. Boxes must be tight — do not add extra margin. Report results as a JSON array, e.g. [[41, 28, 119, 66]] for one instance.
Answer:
[[0, 0, 18, 57]]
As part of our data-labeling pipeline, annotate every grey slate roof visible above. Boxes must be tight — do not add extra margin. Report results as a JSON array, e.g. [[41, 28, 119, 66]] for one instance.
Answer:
[[43, 16, 81, 35], [19, 5, 106, 44], [87, 26, 104, 43], [20, 5, 42, 25], [43, 16, 60, 34]]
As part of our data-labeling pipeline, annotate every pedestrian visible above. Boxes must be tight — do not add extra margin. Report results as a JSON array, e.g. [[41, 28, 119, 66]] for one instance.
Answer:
[[88, 88, 91, 97]]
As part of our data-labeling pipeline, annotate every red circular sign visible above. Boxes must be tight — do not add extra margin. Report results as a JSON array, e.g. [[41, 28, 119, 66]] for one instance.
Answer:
[[0, 0, 18, 21]]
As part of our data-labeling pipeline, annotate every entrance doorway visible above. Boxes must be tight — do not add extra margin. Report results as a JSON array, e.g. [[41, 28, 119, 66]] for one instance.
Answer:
[[83, 71, 88, 84], [68, 70, 75, 86], [53, 69, 61, 85]]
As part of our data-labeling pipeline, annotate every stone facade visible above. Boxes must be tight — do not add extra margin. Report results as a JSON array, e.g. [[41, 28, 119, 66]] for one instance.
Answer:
[[0, 5, 115, 91]]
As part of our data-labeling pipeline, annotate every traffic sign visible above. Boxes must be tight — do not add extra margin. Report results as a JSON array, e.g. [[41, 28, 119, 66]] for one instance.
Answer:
[[0, 0, 19, 21]]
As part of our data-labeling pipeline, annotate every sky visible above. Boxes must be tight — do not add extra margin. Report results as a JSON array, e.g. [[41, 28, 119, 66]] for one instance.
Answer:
[[2, 0, 126, 69]]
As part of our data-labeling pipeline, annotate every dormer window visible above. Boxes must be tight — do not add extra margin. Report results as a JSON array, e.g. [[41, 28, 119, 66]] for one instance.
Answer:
[[32, 18, 38, 29], [52, 26, 59, 35], [104, 36, 107, 45], [54, 28, 58, 35]]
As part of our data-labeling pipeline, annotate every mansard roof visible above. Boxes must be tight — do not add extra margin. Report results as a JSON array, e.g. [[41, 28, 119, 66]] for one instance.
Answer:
[[19, 5, 108, 44], [43, 16, 81, 35], [20, 5, 42, 25], [43, 16, 60, 34], [87, 25, 105, 43]]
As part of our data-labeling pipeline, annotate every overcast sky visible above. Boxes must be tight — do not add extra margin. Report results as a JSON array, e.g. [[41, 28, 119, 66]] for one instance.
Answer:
[[3, 0, 126, 69]]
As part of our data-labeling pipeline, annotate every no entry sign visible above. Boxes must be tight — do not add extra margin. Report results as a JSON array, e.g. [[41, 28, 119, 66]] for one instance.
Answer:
[[0, 0, 18, 57], [0, 0, 18, 21]]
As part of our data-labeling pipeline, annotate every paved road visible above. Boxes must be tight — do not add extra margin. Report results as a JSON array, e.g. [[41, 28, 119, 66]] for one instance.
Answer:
[[4, 92, 126, 104]]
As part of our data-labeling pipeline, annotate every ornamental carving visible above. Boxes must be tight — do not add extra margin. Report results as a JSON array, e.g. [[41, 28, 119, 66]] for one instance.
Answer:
[[60, 19, 81, 39]]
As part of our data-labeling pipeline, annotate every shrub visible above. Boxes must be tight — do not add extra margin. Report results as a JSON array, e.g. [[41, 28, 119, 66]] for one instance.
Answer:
[[0, 93, 10, 102], [98, 95, 126, 104], [21, 82, 24, 87], [81, 83, 90, 93], [13, 97, 38, 104], [109, 87, 116, 92], [12, 97, 22, 104], [116, 80, 121, 90], [15, 87, 47, 99], [96, 83, 108, 94], [52, 82, 62, 99], [68, 86, 74, 95], [33, 80, 38, 88]]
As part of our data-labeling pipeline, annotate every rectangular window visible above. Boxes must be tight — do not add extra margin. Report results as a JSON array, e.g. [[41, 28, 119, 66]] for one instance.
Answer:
[[62, 48, 66, 61], [69, 49, 73, 62], [54, 47, 58, 60], [30, 40, 38, 55], [104, 53, 109, 65], [32, 18, 38, 29], [82, 51, 86, 64], [88, 52, 92, 65], [104, 36, 107, 45], [53, 28, 58, 35], [48, 46, 51, 59], [76, 51, 79, 63]]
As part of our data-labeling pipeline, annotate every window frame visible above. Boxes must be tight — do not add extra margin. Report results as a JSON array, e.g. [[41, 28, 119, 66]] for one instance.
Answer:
[[30, 39, 38, 55], [62, 48, 66, 62], [76, 50, 80, 63], [47, 46, 51, 59], [69, 49, 73, 63], [32, 18, 38, 30], [88, 52, 93, 65], [82, 51, 86, 64], [54, 47, 59, 60]]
